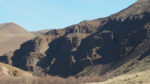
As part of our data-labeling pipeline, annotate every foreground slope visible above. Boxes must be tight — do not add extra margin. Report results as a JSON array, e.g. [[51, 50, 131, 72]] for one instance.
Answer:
[[86, 70, 150, 84], [8, 0, 150, 78], [0, 23, 34, 55], [0, 62, 32, 77]]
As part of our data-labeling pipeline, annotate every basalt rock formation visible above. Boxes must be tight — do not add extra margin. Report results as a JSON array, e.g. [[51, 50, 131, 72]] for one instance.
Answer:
[[9, 0, 150, 78], [11, 20, 103, 76]]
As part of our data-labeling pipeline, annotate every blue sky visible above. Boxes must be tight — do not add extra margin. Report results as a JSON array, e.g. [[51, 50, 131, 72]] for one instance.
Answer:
[[0, 0, 137, 31]]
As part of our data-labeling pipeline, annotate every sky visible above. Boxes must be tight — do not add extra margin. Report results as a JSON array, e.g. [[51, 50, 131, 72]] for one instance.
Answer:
[[0, 0, 137, 31]]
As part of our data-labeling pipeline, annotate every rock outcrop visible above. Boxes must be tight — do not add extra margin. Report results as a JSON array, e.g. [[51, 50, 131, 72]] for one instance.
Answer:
[[11, 19, 104, 76]]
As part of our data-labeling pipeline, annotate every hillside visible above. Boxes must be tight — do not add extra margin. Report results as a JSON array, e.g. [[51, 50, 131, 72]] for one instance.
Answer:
[[86, 70, 150, 84], [0, 23, 34, 55], [2, 0, 150, 79], [0, 62, 32, 77]]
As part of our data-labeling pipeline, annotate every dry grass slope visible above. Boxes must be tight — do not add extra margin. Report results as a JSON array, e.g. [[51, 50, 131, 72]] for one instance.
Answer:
[[0, 76, 103, 84], [86, 70, 150, 84], [0, 62, 32, 77], [0, 62, 103, 84]]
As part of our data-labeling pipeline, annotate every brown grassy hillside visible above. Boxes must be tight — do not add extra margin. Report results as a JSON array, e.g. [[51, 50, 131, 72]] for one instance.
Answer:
[[0, 23, 34, 55], [0, 76, 103, 84], [0, 62, 32, 77], [86, 70, 150, 84]]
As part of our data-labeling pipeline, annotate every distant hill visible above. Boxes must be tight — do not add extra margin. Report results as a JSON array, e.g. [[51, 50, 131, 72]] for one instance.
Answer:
[[31, 29, 51, 36], [0, 23, 34, 55]]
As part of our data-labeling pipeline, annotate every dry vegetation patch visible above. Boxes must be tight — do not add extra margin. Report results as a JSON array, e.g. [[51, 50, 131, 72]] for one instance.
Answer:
[[0, 76, 103, 84], [86, 70, 150, 84]]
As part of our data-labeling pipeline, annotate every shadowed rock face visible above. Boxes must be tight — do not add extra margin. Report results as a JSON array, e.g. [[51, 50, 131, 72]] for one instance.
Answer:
[[11, 20, 103, 77], [0, 51, 13, 65], [8, 0, 150, 77]]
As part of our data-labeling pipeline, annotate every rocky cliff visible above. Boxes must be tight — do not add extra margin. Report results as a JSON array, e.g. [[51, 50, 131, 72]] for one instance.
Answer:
[[7, 0, 150, 78]]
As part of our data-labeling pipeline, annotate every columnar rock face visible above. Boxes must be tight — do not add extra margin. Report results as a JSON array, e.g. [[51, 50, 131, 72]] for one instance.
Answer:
[[11, 20, 104, 76], [9, 0, 150, 77]]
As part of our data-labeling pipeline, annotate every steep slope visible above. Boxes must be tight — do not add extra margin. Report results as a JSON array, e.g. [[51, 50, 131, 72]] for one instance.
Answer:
[[9, 0, 150, 78], [0, 23, 34, 55], [102, 39, 150, 78], [0, 62, 32, 77]]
